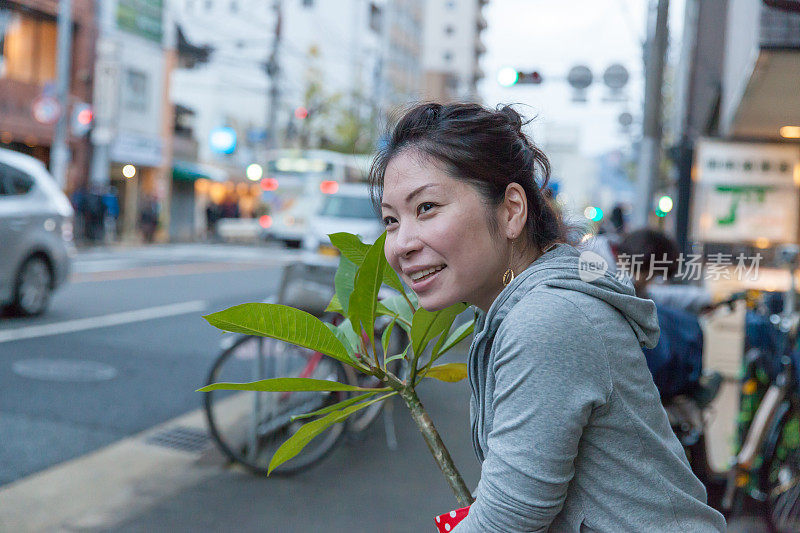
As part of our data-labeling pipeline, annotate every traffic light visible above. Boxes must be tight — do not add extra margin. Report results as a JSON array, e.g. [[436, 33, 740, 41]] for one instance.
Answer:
[[517, 71, 543, 84], [498, 67, 543, 87], [70, 102, 93, 136]]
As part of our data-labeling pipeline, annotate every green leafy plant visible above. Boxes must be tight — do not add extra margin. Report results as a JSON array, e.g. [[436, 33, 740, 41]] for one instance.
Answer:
[[198, 232, 476, 506]]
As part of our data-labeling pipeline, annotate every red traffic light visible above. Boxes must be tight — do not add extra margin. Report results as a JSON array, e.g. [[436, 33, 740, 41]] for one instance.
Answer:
[[294, 106, 308, 120], [517, 71, 543, 84]]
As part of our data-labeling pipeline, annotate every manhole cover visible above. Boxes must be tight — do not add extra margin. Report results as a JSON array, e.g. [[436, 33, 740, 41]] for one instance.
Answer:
[[12, 359, 118, 382]]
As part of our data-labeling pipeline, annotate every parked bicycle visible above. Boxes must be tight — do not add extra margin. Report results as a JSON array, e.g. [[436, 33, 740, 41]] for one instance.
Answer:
[[203, 256, 406, 476], [722, 244, 800, 532]]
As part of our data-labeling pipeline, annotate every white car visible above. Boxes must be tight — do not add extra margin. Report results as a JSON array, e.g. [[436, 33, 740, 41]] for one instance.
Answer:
[[0, 148, 74, 316], [302, 183, 384, 255]]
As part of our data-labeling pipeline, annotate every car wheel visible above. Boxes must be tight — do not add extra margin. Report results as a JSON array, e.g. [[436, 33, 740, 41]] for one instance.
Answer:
[[10, 256, 53, 316]]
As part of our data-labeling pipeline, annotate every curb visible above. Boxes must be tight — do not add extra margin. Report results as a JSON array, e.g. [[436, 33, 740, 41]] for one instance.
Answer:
[[0, 406, 224, 532]]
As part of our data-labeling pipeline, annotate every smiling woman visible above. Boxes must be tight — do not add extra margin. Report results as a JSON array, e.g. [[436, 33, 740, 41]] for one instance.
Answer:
[[368, 103, 727, 532]]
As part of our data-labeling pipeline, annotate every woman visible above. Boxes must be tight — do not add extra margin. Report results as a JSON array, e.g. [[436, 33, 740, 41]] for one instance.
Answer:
[[370, 103, 726, 532]]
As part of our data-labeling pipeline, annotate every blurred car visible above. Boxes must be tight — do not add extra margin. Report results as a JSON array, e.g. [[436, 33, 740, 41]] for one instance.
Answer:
[[302, 183, 384, 255], [0, 148, 75, 316]]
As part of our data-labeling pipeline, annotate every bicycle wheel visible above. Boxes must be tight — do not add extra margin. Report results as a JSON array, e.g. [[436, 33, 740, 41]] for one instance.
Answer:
[[203, 335, 349, 476], [761, 401, 800, 532]]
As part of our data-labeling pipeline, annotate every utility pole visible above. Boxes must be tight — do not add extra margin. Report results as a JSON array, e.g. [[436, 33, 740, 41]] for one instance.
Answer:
[[51, 0, 73, 189], [634, 0, 670, 227], [674, 0, 700, 255], [265, 0, 282, 150]]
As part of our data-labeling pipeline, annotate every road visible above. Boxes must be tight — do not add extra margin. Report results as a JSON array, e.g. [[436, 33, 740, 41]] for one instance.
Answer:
[[0, 243, 299, 486]]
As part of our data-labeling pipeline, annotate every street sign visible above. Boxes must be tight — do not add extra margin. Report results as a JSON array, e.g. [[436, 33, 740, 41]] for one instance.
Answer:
[[603, 64, 629, 90], [567, 66, 593, 90], [32, 96, 61, 125]]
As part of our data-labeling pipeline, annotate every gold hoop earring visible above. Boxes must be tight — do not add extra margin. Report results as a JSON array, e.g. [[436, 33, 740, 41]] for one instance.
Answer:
[[502, 268, 515, 287]]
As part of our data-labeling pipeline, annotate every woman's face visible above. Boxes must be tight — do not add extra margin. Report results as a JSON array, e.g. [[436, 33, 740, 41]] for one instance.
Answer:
[[381, 150, 507, 312]]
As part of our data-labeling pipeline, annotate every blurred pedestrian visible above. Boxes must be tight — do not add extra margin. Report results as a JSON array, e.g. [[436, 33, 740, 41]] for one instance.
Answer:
[[85, 185, 106, 243], [102, 186, 120, 243], [372, 102, 725, 532], [139, 194, 160, 243], [205, 202, 220, 241]]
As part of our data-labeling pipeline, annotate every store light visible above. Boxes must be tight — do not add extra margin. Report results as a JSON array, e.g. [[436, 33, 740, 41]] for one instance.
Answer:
[[246, 163, 263, 181], [122, 164, 136, 178], [779, 126, 800, 139], [755, 237, 770, 249]]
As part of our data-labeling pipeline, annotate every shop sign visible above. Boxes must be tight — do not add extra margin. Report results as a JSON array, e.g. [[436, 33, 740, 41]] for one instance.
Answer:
[[110, 131, 164, 167], [692, 138, 800, 243]]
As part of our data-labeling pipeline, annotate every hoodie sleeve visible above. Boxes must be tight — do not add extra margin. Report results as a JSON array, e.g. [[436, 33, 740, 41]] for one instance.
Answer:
[[454, 291, 613, 532]]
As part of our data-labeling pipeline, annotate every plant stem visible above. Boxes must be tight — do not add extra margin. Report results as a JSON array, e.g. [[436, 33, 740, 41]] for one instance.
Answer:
[[400, 387, 474, 507]]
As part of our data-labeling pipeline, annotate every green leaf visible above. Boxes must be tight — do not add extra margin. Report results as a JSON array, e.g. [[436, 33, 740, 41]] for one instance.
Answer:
[[381, 317, 396, 360], [379, 293, 415, 332], [268, 392, 395, 474], [329, 232, 369, 263], [385, 344, 410, 365], [330, 231, 405, 294], [290, 391, 378, 421], [433, 318, 475, 361], [420, 363, 468, 383], [349, 233, 387, 348], [197, 377, 389, 393], [410, 302, 468, 359], [203, 303, 353, 365], [325, 293, 344, 314], [323, 321, 355, 356], [334, 256, 358, 315]]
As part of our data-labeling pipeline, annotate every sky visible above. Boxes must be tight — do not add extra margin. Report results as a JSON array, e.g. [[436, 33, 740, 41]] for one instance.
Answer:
[[478, 0, 685, 156]]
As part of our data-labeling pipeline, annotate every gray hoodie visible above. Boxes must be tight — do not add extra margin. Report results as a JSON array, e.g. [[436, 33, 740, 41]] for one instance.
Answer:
[[454, 243, 726, 532]]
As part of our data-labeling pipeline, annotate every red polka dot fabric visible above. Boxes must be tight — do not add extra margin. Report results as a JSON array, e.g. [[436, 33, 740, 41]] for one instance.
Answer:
[[434, 505, 470, 532]]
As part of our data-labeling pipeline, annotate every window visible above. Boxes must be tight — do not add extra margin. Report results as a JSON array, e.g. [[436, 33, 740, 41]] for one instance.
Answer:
[[0, 162, 35, 196], [302, 0, 314, 7], [205, 0, 213, 9], [122, 68, 148, 112], [445, 25, 454, 36], [0, 9, 57, 84], [320, 196, 376, 219], [230, 0, 238, 12], [369, 3, 382, 33], [446, 1, 456, 9], [443, 51, 453, 62]]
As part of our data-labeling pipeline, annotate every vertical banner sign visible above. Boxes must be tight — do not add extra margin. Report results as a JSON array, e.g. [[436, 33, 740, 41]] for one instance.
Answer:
[[692, 139, 800, 243]]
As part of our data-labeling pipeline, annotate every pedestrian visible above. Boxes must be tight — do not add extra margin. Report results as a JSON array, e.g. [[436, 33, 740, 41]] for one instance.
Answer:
[[139, 194, 160, 243], [102, 185, 120, 243], [371, 103, 726, 532]]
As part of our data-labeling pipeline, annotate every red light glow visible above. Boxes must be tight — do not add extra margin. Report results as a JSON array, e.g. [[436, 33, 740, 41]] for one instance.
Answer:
[[77, 108, 93, 125], [260, 178, 279, 191], [320, 180, 339, 194], [294, 106, 308, 120], [259, 215, 272, 228]]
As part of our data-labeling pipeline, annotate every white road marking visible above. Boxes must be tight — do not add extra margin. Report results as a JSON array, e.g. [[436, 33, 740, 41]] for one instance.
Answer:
[[0, 300, 208, 344]]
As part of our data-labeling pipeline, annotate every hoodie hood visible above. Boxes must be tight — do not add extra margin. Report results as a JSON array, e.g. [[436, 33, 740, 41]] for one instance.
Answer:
[[474, 243, 660, 349]]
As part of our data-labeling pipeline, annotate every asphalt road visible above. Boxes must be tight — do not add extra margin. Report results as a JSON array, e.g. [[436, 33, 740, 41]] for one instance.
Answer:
[[0, 244, 299, 486]]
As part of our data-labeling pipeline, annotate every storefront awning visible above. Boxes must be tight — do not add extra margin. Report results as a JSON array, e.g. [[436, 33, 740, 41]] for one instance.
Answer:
[[172, 160, 227, 182]]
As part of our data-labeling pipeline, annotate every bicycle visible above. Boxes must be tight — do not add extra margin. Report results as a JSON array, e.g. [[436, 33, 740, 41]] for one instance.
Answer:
[[722, 244, 800, 532], [203, 256, 407, 476]]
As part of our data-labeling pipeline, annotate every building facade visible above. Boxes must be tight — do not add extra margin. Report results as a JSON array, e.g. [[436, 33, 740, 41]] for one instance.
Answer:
[[0, 0, 95, 193], [92, 0, 175, 241], [421, 0, 487, 102]]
